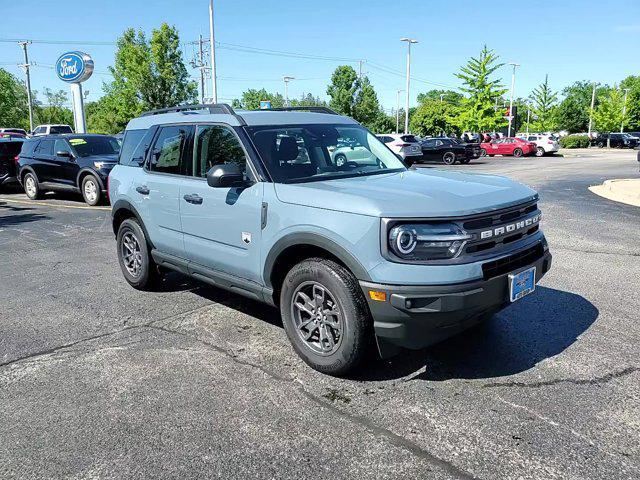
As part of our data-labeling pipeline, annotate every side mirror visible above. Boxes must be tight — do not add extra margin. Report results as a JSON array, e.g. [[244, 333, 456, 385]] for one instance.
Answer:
[[56, 151, 74, 159], [206, 163, 245, 188]]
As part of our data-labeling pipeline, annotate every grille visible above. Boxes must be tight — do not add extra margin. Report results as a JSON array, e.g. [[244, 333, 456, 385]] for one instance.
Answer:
[[482, 243, 544, 280]]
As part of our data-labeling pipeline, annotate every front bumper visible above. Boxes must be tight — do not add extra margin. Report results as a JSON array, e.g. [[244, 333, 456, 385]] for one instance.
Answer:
[[360, 249, 552, 357]]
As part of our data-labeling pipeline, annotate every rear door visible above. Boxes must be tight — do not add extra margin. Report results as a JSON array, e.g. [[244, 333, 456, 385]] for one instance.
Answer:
[[31, 138, 56, 182], [421, 139, 436, 160], [140, 124, 193, 259], [180, 124, 264, 283]]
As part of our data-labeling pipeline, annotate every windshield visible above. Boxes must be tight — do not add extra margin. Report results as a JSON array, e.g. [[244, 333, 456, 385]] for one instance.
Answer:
[[69, 136, 120, 157], [247, 124, 406, 183]]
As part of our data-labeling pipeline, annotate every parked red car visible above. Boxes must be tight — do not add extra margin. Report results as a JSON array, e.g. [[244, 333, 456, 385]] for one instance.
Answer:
[[480, 137, 536, 157]]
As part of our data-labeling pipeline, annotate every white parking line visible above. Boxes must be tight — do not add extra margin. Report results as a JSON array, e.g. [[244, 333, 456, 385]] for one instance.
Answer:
[[0, 198, 110, 211]]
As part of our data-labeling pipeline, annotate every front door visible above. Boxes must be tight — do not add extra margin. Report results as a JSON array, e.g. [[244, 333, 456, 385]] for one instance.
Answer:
[[180, 124, 264, 283], [51, 139, 79, 187]]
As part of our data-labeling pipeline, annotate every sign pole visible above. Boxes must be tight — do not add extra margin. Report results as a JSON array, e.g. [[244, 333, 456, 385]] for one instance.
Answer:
[[70, 83, 87, 133]]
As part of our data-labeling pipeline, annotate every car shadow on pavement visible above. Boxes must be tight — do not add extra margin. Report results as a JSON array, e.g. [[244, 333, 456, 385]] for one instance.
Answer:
[[354, 286, 598, 382], [0, 201, 50, 227]]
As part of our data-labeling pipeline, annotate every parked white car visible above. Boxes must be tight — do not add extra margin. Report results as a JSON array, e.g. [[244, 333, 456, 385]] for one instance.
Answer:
[[32, 124, 74, 136], [329, 141, 378, 166], [376, 134, 422, 160], [518, 134, 560, 156]]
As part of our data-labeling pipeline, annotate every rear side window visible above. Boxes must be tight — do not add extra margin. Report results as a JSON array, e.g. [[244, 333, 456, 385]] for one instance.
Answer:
[[35, 139, 54, 155], [20, 139, 39, 156], [119, 129, 150, 167], [148, 125, 193, 176], [401, 135, 418, 143], [50, 126, 73, 134]]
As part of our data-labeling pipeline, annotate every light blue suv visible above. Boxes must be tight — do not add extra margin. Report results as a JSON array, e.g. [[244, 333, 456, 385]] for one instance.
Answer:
[[109, 104, 552, 375]]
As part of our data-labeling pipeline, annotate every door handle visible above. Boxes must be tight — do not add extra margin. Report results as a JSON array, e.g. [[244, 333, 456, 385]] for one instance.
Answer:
[[183, 194, 203, 205], [136, 185, 150, 195]]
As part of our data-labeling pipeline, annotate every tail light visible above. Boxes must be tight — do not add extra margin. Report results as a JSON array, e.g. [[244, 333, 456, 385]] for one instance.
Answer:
[[14, 155, 19, 164], [397, 143, 411, 148], [547, 141, 554, 145]]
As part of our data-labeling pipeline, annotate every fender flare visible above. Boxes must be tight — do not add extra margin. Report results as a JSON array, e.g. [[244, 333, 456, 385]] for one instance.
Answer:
[[18, 166, 37, 184], [76, 168, 105, 191], [263, 231, 371, 289], [111, 199, 154, 248]]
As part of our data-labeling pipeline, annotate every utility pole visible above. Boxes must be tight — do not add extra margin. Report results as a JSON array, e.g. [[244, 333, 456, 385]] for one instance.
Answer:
[[283, 76, 294, 107], [396, 89, 404, 133], [621, 88, 630, 133], [191, 35, 207, 103], [401, 38, 418, 134], [18, 41, 34, 132], [587, 82, 597, 139], [526, 104, 531, 136], [507, 62, 519, 137], [358, 60, 365, 80], [494, 96, 499, 111], [440, 93, 445, 102], [208, 0, 218, 103]]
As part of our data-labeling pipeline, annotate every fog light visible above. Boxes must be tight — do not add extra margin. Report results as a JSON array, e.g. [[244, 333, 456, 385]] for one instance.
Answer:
[[368, 290, 387, 302]]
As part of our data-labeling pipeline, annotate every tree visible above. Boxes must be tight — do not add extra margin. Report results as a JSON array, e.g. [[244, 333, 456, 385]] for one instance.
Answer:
[[620, 75, 640, 131], [410, 100, 460, 137], [352, 77, 382, 128], [35, 88, 74, 126], [455, 46, 507, 132], [232, 89, 285, 110], [555, 81, 608, 133], [417, 89, 464, 105], [593, 87, 626, 143], [0, 68, 29, 130], [88, 24, 196, 133], [528, 74, 558, 132], [290, 93, 327, 108], [326, 65, 359, 117]]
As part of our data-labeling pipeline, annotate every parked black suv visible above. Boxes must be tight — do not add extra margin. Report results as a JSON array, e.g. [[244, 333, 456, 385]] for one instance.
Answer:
[[591, 133, 638, 148], [0, 137, 24, 190], [17, 134, 120, 205], [420, 137, 481, 165]]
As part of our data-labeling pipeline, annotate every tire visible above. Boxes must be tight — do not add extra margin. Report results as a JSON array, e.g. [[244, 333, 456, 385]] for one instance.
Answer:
[[334, 154, 347, 167], [280, 257, 372, 376], [116, 218, 162, 290], [23, 172, 41, 200], [535, 147, 545, 157], [442, 151, 456, 165], [480, 148, 487, 157], [81, 175, 101, 206], [513, 148, 523, 158], [597, 141, 604, 148]]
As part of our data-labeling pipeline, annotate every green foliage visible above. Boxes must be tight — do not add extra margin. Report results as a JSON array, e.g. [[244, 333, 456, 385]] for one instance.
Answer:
[[555, 81, 608, 133], [529, 75, 558, 131], [0, 68, 29, 130], [290, 93, 327, 108], [410, 99, 460, 137], [620, 75, 640, 131], [455, 46, 508, 132], [593, 86, 625, 133], [34, 88, 74, 126], [87, 24, 196, 134], [326, 66, 359, 117], [559, 134, 590, 148], [417, 89, 464, 105], [232, 89, 285, 109]]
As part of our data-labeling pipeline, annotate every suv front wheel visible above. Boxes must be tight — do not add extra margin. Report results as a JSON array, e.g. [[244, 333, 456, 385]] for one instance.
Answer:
[[81, 175, 102, 206], [280, 258, 371, 376], [116, 218, 162, 290]]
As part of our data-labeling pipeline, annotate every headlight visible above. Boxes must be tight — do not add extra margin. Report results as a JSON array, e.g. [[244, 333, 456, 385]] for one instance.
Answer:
[[93, 161, 106, 169], [388, 223, 471, 261]]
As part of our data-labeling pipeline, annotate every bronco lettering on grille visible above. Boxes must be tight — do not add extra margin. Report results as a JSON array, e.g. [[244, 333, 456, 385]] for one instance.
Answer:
[[479, 214, 541, 239]]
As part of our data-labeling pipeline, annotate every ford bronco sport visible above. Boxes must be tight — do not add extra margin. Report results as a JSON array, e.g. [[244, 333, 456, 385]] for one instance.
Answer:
[[109, 104, 552, 376]]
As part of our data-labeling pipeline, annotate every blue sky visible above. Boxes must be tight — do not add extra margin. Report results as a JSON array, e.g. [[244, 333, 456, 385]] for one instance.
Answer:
[[1, 0, 639, 111]]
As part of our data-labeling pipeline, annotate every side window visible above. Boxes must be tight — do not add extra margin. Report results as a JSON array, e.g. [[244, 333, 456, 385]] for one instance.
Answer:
[[33, 127, 44, 134], [54, 139, 72, 156], [149, 126, 192, 175], [423, 139, 435, 148], [35, 139, 54, 155], [193, 125, 247, 177], [435, 140, 444, 147]]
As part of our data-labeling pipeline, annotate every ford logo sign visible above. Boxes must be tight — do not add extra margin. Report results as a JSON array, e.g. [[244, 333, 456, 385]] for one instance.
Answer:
[[55, 51, 94, 83]]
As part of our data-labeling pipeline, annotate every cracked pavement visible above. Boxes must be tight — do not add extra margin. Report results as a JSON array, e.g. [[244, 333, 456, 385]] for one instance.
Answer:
[[1, 151, 639, 479]]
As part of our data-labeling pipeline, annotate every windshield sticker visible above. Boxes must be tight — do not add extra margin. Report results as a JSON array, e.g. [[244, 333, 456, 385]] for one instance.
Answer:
[[69, 139, 87, 145]]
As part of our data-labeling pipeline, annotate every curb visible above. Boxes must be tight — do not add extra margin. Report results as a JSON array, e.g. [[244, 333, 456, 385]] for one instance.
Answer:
[[589, 179, 640, 207]]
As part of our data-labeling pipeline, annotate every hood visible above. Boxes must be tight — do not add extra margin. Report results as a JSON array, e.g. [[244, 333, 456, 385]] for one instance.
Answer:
[[274, 169, 538, 218], [82, 153, 119, 163]]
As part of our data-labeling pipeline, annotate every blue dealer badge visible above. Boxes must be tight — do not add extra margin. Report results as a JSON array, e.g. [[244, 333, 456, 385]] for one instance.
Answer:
[[56, 51, 94, 83]]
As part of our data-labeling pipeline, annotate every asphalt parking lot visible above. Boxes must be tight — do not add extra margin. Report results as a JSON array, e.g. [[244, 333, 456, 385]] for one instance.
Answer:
[[1, 150, 639, 479]]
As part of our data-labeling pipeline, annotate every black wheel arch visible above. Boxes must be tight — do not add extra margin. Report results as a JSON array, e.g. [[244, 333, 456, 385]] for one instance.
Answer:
[[264, 232, 371, 303], [111, 199, 155, 249], [76, 168, 105, 191], [19, 166, 38, 184]]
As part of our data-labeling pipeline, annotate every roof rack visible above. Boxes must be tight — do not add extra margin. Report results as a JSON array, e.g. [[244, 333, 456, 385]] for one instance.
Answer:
[[266, 106, 338, 115], [140, 103, 237, 117]]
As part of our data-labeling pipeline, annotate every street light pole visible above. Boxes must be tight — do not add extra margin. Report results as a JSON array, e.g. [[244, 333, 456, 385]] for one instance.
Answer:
[[587, 82, 597, 139], [208, 0, 218, 103], [507, 62, 519, 138], [401, 38, 418, 134], [396, 89, 404, 133], [440, 93, 445, 102], [621, 88, 630, 133], [18, 41, 34, 132], [283, 76, 294, 107], [526, 104, 531, 136]]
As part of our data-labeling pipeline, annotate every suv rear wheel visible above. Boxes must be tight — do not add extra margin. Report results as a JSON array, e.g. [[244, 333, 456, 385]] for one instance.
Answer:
[[280, 257, 371, 376], [116, 218, 161, 290], [23, 172, 40, 200], [442, 151, 456, 165]]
